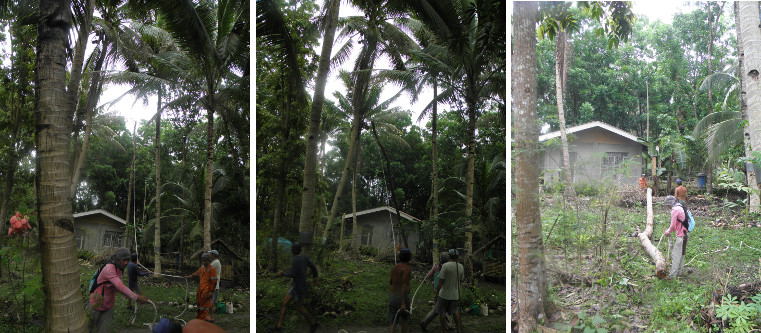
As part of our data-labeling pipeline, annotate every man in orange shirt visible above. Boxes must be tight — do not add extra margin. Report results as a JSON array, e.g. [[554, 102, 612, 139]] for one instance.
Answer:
[[185, 253, 218, 322], [674, 179, 687, 203], [638, 174, 649, 192]]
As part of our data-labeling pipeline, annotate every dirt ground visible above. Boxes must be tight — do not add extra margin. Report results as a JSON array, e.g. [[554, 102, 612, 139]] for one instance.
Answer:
[[273, 312, 507, 333]]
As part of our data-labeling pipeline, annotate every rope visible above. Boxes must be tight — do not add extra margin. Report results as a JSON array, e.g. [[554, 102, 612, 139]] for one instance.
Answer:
[[130, 300, 157, 327], [137, 263, 191, 324], [388, 263, 435, 330]]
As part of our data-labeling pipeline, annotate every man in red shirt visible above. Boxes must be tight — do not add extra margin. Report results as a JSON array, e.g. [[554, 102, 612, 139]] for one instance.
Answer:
[[185, 253, 218, 321], [89, 247, 151, 333]]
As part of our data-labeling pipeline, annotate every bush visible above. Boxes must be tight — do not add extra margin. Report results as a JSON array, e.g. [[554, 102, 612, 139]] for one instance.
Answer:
[[358, 246, 378, 257], [574, 182, 601, 197], [77, 249, 95, 261]]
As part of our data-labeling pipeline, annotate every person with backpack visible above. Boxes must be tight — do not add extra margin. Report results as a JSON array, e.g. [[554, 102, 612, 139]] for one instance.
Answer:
[[88, 247, 151, 333], [184, 253, 218, 322], [127, 253, 152, 310], [434, 249, 465, 333], [420, 252, 453, 331], [662, 195, 689, 278]]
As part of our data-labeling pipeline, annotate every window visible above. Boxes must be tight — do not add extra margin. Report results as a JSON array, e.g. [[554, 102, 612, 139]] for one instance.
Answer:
[[601, 152, 628, 178], [360, 225, 373, 246], [102, 231, 123, 248]]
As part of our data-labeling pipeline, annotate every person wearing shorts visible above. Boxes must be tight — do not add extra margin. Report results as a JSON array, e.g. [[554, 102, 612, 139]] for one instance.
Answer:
[[434, 249, 464, 333], [276, 243, 319, 332], [388, 248, 412, 333]]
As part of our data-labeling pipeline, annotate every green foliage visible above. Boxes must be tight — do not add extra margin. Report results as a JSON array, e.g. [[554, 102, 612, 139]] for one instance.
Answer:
[[573, 183, 602, 197], [715, 295, 761, 333], [77, 249, 95, 261]]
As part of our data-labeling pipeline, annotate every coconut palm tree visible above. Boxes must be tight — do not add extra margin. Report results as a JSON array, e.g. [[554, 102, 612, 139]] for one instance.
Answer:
[[320, 0, 419, 246], [154, 0, 248, 252]]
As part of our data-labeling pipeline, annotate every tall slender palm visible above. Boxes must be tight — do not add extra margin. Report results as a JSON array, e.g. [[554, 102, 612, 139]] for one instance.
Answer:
[[35, 1, 88, 331], [402, 0, 505, 268], [320, 0, 418, 246], [154, 0, 248, 252]]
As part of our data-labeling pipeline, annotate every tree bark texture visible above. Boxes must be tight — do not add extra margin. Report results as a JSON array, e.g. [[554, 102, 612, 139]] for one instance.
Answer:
[[300, 0, 340, 254], [350, 144, 361, 251], [124, 122, 136, 248], [637, 189, 667, 278], [155, 91, 162, 274], [513, 3, 549, 332], [321, 115, 361, 244], [431, 77, 440, 264], [204, 97, 214, 252], [35, 0, 88, 330], [555, 30, 576, 197], [737, 2, 761, 212], [465, 97, 476, 272]]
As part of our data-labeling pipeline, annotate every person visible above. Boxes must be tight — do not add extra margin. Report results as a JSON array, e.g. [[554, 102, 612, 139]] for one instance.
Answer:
[[184, 253, 218, 322], [208, 250, 222, 322], [389, 248, 412, 333], [639, 174, 649, 194], [662, 195, 689, 278], [276, 243, 319, 332], [420, 252, 453, 331], [89, 247, 151, 333], [674, 179, 687, 203], [127, 253, 152, 310], [434, 249, 464, 333], [151, 318, 226, 333]]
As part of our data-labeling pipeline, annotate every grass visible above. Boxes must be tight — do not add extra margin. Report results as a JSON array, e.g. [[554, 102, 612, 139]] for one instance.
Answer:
[[512, 191, 761, 332], [256, 252, 507, 331]]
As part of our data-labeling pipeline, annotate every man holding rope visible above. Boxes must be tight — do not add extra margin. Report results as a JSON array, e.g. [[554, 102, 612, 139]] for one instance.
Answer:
[[389, 248, 412, 333], [185, 253, 218, 322], [89, 247, 151, 333], [127, 253, 152, 310], [662, 195, 689, 278], [434, 249, 464, 333]]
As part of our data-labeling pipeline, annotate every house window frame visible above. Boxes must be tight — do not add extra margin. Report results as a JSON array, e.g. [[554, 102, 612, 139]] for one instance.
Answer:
[[601, 152, 628, 178], [102, 230, 123, 248]]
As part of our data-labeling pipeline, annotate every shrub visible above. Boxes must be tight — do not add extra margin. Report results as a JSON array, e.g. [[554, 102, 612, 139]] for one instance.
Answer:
[[574, 182, 601, 197], [77, 249, 95, 261], [358, 245, 378, 257]]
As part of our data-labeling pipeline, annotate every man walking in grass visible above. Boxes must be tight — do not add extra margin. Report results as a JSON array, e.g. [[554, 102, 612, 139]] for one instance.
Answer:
[[662, 195, 689, 278], [389, 248, 412, 333], [434, 249, 464, 333], [276, 243, 319, 332]]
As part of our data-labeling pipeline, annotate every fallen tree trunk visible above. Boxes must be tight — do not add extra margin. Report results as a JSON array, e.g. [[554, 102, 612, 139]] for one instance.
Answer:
[[637, 188, 668, 279]]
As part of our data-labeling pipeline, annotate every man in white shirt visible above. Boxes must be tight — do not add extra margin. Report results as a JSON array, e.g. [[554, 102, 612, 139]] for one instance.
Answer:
[[209, 250, 222, 321]]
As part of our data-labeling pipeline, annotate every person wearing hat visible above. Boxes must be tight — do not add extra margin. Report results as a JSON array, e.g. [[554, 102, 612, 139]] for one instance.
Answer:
[[184, 253, 218, 322], [389, 248, 412, 333], [434, 249, 464, 333], [276, 242, 319, 332], [674, 179, 687, 203], [208, 250, 221, 321], [89, 247, 151, 333], [127, 253, 152, 310], [662, 195, 689, 278]]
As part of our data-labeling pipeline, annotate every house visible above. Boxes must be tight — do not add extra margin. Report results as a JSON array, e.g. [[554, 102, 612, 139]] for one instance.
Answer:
[[340, 206, 423, 254], [539, 121, 646, 185], [73, 209, 130, 252]]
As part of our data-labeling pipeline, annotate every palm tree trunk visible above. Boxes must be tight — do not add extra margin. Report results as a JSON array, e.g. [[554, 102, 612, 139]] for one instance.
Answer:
[[155, 90, 162, 274], [465, 97, 476, 272], [124, 122, 136, 248], [371, 121, 408, 248], [739, 1, 761, 211], [514, 3, 551, 332], [735, 2, 760, 212], [299, 0, 340, 255], [35, 1, 88, 330], [431, 77, 440, 264], [321, 118, 362, 243], [204, 94, 215, 252], [351, 144, 361, 251], [269, 162, 287, 272], [556, 30, 576, 198]]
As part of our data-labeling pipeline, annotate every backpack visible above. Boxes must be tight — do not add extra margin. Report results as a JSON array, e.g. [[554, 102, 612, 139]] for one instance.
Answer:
[[675, 203, 695, 232], [89, 263, 113, 296]]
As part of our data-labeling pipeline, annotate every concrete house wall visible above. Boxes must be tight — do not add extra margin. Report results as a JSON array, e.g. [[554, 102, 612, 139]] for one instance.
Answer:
[[73, 210, 129, 252], [540, 123, 645, 185], [342, 208, 421, 253]]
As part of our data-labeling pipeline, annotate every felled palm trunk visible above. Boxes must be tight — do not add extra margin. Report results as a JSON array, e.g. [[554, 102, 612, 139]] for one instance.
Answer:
[[637, 188, 668, 278]]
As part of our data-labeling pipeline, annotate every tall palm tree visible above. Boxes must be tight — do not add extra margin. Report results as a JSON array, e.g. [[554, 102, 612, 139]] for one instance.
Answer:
[[403, 0, 506, 268], [320, 0, 419, 246], [155, 0, 248, 252], [35, 0, 88, 331]]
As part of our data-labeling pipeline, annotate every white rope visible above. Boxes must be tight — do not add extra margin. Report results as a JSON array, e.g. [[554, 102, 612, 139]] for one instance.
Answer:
[[388, 263, 435, 330], [137, 263, 191, 323], [685, 240, 730, 267], [389, 209, 397, 264], [130, 300, 157, 326]]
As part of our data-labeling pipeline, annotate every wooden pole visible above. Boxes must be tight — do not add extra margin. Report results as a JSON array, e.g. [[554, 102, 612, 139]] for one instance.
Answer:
[[637, 188, 668, 278]]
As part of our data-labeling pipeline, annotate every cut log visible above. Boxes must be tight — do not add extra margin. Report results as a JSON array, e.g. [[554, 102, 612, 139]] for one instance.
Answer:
[[637, 188, 668, 278]]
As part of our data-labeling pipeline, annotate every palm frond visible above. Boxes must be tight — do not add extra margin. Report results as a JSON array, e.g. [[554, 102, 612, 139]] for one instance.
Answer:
[[692, 111, 741, 138], [703, 118, 745, 163]]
